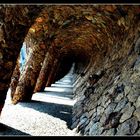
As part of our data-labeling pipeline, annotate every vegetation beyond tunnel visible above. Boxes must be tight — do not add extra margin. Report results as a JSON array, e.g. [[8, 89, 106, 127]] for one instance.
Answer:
[[0, 5, 140, 136]]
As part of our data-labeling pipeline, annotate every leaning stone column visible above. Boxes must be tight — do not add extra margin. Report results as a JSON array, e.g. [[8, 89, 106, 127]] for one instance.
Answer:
[[34, 51, 55, 92], [10, 57, 20, 99], [12, 41, 48, 104]]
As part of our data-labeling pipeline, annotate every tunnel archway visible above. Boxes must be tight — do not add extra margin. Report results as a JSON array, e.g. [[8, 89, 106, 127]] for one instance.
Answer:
[[0, 5, 140, 136]]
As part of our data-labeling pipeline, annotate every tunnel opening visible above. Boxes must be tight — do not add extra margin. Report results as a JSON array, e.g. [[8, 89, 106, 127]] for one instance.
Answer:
[[1, 5, 140, 136], [54, 50, 90, 83], [54, 56, 74, 83]]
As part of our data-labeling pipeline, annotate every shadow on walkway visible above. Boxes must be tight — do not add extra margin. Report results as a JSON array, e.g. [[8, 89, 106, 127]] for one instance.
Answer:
[[19, 100, 73, 129], [0, 123, 30, 136]]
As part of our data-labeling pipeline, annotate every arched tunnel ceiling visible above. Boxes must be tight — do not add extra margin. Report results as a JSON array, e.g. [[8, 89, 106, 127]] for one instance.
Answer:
[[0, 4, 140, 110], [1, 5, 140, 136], [25, 5, 140, 79]]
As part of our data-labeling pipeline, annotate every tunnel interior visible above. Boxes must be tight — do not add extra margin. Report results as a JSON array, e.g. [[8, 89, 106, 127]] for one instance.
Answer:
[[0, 5, 140, 136]]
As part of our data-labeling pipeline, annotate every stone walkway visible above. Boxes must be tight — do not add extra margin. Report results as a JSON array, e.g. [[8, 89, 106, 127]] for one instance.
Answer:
[[0, 66, 79, 136]]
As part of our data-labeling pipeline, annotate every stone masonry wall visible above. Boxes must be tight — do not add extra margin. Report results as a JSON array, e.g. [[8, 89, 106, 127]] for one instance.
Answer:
[[71, 19, 140, 136]]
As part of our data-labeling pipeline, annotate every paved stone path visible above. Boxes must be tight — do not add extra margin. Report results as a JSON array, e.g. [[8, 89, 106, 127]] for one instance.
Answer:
[[0, 66, 79, 136]]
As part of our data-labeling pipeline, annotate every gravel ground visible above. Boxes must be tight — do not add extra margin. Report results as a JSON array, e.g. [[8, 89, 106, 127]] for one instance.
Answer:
[[0, 89, 79, 136]]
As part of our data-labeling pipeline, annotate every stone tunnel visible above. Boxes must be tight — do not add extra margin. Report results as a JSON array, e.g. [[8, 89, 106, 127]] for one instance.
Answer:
[[0, 5, 140, 136]]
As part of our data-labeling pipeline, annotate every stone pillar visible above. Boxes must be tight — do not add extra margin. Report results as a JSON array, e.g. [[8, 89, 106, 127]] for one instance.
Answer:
[[12, 41, 48, 104]]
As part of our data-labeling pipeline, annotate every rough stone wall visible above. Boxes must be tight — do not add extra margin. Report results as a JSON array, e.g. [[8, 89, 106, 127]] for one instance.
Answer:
[[71, 17, 140, 136], [0, 5, 43, 114], [1, 5, 140, 136]]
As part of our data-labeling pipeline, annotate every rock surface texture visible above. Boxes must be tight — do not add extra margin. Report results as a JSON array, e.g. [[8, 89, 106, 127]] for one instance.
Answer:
[[0, 5, 140, 136]]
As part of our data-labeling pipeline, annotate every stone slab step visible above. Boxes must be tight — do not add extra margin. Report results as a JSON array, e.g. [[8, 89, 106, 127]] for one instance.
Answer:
[[61, 76, 73, 79], [34, 92, 74, 102], [44, 91, 73, 95], [59, 80, 72, 83], [44, 87, 73, 93], [38, 92, 74, 99], [55, 81, 72, 85], [51, 84, 73, 88], [34, 92, 76, 104]]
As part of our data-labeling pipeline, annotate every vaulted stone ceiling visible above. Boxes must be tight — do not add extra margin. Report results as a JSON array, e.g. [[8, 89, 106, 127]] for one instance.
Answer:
[[0, 5, 140, 136]]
